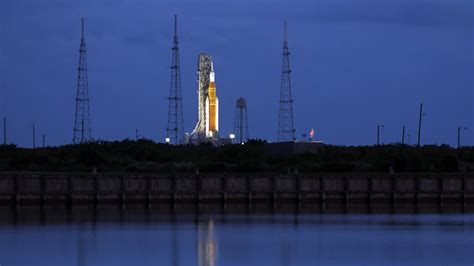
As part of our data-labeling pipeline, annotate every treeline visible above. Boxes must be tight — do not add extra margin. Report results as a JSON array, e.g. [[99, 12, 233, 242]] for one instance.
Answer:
[[0, 140, 473, 173]]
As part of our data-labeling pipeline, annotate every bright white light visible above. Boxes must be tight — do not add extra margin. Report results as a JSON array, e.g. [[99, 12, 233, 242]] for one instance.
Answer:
[[165, 137, 170, 143], [229, 134, 235, 139]]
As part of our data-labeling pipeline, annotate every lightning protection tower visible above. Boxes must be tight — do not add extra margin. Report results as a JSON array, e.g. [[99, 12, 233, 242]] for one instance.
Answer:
[[166, 15, 185, 144], [277, 21, 296, 142], [234, 98, 249, 144], [73, 18, 92, 144]]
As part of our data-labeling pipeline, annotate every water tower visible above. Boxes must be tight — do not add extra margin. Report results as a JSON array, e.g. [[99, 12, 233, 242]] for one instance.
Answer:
[[233, 98, 249, 144]]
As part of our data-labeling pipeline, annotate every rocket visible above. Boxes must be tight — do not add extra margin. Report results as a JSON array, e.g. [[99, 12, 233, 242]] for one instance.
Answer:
[[205, 63, 219, 138]]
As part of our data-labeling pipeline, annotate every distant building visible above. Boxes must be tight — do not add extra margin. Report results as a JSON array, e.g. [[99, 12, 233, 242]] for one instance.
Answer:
[[264, 141, 324, 155]]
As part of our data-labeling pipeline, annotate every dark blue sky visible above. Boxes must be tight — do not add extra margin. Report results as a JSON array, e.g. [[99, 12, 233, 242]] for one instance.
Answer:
[[1, 0, 473, 147]]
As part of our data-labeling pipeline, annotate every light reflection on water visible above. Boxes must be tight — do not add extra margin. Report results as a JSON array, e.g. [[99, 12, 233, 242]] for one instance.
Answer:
[[0, 204, 472, 265], [198, 220, 217, 266]]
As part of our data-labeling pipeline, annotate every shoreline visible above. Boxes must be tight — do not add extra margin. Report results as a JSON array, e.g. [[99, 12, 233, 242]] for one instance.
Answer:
[[0, 173, 472, 205]]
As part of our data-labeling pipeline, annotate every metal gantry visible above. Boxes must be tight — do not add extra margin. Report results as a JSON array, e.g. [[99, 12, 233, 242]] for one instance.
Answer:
[[190, 53, 212, 142], [234, 98, 249, 144], [73, 18, 92, 144], [277, 21, 296, 142], [166, 15, 185, 145]]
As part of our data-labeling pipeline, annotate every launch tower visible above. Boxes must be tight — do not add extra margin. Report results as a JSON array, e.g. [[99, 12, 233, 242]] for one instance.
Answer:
[[190, 54, 213, 142], [73, 18, 92, 144], [166, 15, 185, 144], [277, 21, 296, 142]]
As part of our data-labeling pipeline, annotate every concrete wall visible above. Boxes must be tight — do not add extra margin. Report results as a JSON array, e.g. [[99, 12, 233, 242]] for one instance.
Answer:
[[0, 173, 472, 204]]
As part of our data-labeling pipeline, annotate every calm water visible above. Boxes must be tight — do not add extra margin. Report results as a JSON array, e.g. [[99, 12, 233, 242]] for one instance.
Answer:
[[0, 205, 473, 266]]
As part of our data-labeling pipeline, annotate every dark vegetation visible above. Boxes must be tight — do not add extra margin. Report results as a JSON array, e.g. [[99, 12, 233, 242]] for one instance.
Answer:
[[0, 140, 473, 173]]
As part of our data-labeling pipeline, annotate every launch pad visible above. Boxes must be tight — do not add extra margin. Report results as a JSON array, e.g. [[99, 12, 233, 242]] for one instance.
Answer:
[[187, 53, 227, 145]]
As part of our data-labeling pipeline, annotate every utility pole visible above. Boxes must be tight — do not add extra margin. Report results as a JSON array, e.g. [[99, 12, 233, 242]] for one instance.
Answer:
[[42, 134, 45, 148], [136, 129, 139, 141], [32, 124, 36, 149], [401, 126, 405, 145], [458, 126, 468, 149], [417, 103, 425, 147], [3, 117, 6, 145], [377, 124, 384, 145]]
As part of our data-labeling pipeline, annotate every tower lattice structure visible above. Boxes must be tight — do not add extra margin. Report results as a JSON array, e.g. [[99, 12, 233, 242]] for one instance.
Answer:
[[277, 21, 296, 142], [166, 15, 185, 144], [234, 98, 249, 144], [73, 18, 92, 144], [190, 53, 212, 141]]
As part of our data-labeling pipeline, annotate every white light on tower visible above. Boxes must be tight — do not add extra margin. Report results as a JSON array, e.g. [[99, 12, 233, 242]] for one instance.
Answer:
[[165, 137, 170, 143], [229, 133, 235, 144]]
